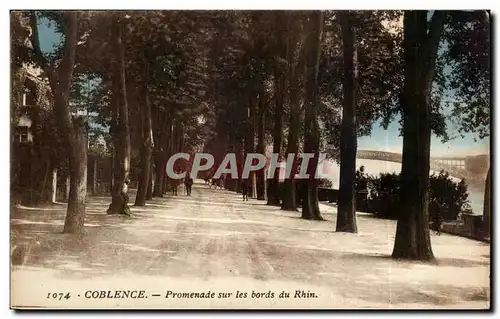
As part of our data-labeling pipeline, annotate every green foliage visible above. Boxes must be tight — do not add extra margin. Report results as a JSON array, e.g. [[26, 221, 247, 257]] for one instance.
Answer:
[[369, 11, 490, 144], [318, 178, 333, 189], [365, 172, 401, 220], [320, 11, 404, 160], [11, 10, 490, 209], [363, 169, 471, 220], [10, 12, 33, 70], [429, 171, 471, 221], [443, 11, 490, 140]]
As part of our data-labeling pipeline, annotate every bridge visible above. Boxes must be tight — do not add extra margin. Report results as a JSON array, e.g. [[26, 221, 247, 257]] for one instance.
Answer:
[[356, 150, 489, 185]]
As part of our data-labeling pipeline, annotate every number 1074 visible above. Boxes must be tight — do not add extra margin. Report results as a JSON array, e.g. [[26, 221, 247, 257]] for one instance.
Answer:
[[46, 292, 71, 300]]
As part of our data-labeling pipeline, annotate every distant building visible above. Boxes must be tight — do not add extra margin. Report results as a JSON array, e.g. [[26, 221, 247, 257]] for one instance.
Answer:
[[11, 64, 113, 203], [12, 64, 44, 145]]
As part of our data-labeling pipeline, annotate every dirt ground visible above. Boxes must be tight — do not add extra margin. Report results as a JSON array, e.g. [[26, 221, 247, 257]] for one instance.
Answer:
[[10, 181, 490, 309]]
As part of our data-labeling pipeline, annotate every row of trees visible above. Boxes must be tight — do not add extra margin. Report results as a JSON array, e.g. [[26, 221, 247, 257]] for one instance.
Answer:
[[11, 10, 490, 261]]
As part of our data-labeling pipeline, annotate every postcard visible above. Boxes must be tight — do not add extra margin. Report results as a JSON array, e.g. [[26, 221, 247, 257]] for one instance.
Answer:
[[10, 9, 491, 310]]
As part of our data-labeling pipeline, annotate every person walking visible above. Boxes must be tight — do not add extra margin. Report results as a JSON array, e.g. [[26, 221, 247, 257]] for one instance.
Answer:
[[241, 178, 249, 201], [431, 200, 444, 236], [184, 174, 193, 196], [172, 179, 178, 196]]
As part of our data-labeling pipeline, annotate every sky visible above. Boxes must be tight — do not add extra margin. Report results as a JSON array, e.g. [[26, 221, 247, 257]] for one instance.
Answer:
[[37, 16, 490, 158], [358, 117, 489, 157]]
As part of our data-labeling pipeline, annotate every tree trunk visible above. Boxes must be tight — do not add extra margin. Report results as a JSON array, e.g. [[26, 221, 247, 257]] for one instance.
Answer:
[[256, 85, 266, 200], [111, 113, 120, 198], [162, 167, 168, 194], [267, 30, 286, 205], [109, 155, 114, 193], [392, 11, 445, 261], [146, 166, 153, 200], [107, 17, 131, 215], [152, 155, 165, 197], [91, 157, 97, 195], [336, 11, 358, 232], [51, 168, 57, 203], [63, 120, 88, 233], [281, 31, 304, 212], [301, 11, 324, 221], [40, 161, 50, 202], [65, 175, 70, 202], [135, 63, 154, 206], [244, 91, 256, 195], [483, 167, 490, 236], [236, 138, 244, 193], [226, 135, 238, 191], [30, 12, 84, 232], [251, 172, 257, 198]]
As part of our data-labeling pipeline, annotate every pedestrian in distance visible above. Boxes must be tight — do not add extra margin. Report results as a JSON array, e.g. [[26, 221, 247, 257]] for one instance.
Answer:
[[185, 174, 194, 196], [241, 179, 249, 201], [172, 179, 179, 196]]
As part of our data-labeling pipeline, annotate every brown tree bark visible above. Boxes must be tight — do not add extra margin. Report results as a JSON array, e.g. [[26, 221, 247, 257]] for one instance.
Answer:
[[51, 168, 57, 203], [64, 119, 88, 232], [90, 157, 97, 195], [256, 85, 266, 200], [392, 11, 445, 261], [109, 155, 114, 193], [107, 16, 132, 215], [110, 87, 120, 198], [146, 165, 153, 200], [336, 11, 358, 232], [162, 122, 174, 194], [268, 14, 286, 206], [226, 132, 238, 191], [152, 155, 166, 197], [235, 137, 244, 193], [65, 175, 70, 202], [301, 11, 324, 221], [134, 58, 154, 206], [281, 24, 305, 212], [162, 167, 168, 194], [151, 108, 170, 197], [244, 91, 256, 196]]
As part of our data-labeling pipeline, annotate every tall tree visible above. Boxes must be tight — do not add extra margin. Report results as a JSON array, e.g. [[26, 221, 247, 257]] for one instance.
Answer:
[[336, 11, 358, 233], [134, 55, 154, 206], [443, 11, 490, 236], [256, 83, 267, 200], [281, 15, 306, 212], [392, 11, 446, 260], [29, 12, 87, 234], [301, 11, 324, 221], [107, 15, 132, 214], [267, 11, 287, 206]]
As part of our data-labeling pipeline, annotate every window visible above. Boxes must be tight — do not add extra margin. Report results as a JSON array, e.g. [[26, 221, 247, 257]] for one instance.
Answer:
[[13, 126, 29, 144], [22, 82, 36, 106]]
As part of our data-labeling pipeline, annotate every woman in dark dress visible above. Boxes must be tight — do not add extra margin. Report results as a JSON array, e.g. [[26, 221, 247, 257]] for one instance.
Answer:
[[184, 174, 193, 196], [241, 179, 249, 201]]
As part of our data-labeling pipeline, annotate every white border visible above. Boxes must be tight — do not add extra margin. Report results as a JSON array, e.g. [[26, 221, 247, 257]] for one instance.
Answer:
[[2, 1, 498, 318], [4, 0, 498, 10]]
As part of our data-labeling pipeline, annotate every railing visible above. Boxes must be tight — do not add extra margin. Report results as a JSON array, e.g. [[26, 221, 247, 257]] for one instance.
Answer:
[[357, 150, 470, 180]]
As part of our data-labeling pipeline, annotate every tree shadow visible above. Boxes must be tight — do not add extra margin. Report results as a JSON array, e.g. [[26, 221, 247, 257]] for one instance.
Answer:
[[435, 257, 490, 268], [131, 204, 174, 211], [340, 252, 489, 268], [357, 283, 489, 306]]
